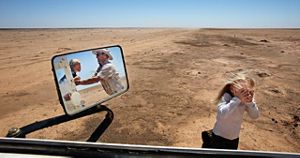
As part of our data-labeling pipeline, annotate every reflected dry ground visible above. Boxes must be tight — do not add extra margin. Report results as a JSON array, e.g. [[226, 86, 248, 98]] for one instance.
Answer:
[[79, 84, 108, 108], [0, 29, 299, 152], [78, 77, 128, 108]]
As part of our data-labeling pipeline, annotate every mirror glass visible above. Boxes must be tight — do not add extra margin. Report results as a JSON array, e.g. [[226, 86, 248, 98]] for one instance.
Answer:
[[52, 46, 128, 115]]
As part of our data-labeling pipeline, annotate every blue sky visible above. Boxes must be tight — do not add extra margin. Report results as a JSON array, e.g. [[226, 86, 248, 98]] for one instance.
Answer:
[[0, 0, 299, 28]]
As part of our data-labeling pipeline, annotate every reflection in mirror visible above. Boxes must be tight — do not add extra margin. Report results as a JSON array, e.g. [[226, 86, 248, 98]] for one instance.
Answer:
[[52, 46, 128, 115]]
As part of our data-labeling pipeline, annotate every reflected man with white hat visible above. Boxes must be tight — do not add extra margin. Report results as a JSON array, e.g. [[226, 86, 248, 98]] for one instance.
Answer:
[[77, 49, 124, 95]]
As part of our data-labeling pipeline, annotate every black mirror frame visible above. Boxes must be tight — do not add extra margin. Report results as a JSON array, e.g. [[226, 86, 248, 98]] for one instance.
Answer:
[[51, 45, 129, 116]]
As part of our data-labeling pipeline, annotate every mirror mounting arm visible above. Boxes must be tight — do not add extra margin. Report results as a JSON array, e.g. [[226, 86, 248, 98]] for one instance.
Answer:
[[6, 105, 114, 142]]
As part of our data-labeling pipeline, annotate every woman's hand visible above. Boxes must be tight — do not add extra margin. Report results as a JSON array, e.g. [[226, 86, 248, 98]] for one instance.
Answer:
[[74, 77, 81, 85], [244, 90, 254, 103], [233, 88, 250, 104], [231, 81, 255, 104], [237, 88, 247, 104], [238, 89, 254, 104], [63, 93, 71, 101]]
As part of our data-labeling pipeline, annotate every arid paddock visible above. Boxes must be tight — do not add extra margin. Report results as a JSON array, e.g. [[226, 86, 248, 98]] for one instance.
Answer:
[[0, 28, 299, 152]]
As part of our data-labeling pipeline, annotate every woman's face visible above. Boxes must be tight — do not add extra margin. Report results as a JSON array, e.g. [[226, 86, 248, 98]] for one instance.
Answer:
[[73, 63, 81, 72]]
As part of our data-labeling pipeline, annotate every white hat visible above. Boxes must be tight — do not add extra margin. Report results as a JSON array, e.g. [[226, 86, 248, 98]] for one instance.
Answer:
[[92, 49, 113, 60], [69, 58, 81, 67]]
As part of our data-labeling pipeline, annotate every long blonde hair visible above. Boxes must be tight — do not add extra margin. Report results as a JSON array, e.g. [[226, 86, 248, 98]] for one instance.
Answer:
[[214, 74, 255, 104]]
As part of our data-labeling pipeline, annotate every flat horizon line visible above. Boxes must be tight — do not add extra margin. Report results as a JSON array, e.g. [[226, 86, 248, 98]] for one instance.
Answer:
[[0, 27, 300, 30]]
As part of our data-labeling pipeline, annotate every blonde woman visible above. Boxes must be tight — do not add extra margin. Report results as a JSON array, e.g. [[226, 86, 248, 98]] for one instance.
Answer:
[[202, 74, 259, 149]]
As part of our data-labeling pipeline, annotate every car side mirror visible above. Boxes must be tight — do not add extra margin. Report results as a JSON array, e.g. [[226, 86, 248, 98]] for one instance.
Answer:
[[52, 45, 129, 115]]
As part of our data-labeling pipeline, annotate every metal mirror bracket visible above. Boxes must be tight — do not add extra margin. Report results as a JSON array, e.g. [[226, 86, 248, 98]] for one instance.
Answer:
[[6, 104, 114, 142]]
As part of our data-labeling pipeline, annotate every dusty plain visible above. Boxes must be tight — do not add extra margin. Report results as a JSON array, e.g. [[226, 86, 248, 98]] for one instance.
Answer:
[[0, 28, 299, 152]]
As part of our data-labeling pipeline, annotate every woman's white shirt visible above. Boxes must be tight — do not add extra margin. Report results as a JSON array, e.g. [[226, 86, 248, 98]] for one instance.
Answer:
[[212, 93, 259, 140]]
